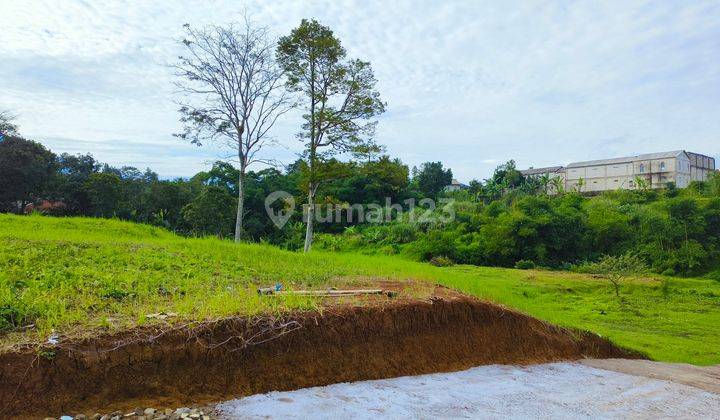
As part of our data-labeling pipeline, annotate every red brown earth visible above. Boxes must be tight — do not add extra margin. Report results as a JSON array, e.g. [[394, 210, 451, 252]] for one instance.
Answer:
[[0, 285, 642, 418]]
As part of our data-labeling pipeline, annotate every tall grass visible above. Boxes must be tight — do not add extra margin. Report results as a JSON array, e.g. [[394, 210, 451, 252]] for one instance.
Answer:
[[1, 214, 718, 364]]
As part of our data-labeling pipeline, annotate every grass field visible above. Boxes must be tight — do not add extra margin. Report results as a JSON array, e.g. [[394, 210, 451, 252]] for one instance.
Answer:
[[1, 214, 718, 364]]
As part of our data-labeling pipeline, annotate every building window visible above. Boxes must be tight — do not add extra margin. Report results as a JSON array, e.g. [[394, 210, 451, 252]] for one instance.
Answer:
[[660, 162, 666, 171], [639, 164, 645, 173]]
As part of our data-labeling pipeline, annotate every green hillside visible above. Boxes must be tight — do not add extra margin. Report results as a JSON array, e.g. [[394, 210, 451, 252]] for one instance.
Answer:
[[1, 214, 718, 364]]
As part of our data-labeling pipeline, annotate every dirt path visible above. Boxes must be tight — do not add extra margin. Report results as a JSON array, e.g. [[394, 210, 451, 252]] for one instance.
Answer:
[[215, 362, 720, 419], [581, 358, 720, 394]]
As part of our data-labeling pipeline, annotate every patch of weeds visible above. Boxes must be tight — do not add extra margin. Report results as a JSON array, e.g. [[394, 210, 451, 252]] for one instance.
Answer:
[[102, 289, 135, 301], [660, 278, 672, 298], [0, 304, 35, 333], [36, 347, 57, 360]]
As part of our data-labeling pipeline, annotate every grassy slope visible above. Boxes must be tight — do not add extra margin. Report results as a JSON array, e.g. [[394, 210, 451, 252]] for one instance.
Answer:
[[1, 214, 718, 364]]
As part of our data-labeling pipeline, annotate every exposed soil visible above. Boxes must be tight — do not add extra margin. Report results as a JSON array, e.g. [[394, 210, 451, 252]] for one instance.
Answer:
[[0, 285, 642, 418]]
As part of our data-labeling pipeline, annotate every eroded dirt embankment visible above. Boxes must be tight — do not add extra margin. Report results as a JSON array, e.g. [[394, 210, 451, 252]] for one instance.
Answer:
[[0, 294, 641, 417]]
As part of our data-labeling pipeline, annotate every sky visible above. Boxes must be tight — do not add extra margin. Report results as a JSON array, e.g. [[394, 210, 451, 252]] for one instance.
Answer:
[[1, 0, 719, 181]]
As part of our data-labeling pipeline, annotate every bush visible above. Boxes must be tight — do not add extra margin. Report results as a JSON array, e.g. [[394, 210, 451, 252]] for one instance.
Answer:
[[429, 256, 454, 267], [514, 260, 536, 270], [577, 253, 648, 276], [403, 230, 457, 262], [661, 268, 676, 276], [389, 223, 418, 244], [578, 253, 648, 298], [704, 269, 720, 281]]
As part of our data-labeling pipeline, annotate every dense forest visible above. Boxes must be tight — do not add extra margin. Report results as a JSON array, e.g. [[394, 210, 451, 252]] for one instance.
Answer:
[[1, 134, 719, 277]]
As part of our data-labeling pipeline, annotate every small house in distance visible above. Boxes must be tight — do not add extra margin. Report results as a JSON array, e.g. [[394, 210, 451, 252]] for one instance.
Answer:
[[444, 179, 469, 192]]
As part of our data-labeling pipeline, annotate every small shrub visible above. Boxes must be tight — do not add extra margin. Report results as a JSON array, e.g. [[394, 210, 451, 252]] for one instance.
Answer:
[[662, 268, 676, 276], [705, 269, 720, 281], [429, 256, 454, 267], [515, 260, 536, 270], [660, 278, 672, 298], [580, 253, 648, 299]]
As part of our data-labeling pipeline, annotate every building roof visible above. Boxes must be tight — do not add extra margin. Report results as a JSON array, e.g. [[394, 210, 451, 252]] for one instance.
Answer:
[[519, 166, 564, 176], [448, 179, 469, 188], [566, 150, 686, 168]]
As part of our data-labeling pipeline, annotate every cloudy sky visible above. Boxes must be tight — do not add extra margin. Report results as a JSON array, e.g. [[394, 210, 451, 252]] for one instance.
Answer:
[[2, 1, 719, 180]]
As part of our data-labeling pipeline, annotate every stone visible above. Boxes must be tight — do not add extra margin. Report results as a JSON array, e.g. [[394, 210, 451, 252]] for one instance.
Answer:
[[91, 414, 101, 420], [143, 408, 156, 416], [174, 408, 190, 415], [164, 409, 174, 416], [75, 415, 88, 420]]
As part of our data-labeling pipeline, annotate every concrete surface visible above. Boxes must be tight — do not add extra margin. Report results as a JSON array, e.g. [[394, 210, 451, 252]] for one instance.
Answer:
[[215, 361, 720, 419]]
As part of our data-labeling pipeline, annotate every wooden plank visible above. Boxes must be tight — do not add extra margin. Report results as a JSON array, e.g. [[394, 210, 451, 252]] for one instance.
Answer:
[[257, 288, 394, 297]]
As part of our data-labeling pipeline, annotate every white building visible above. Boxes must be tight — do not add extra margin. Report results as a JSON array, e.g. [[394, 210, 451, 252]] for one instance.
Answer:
[[521, 150, 716, 193]]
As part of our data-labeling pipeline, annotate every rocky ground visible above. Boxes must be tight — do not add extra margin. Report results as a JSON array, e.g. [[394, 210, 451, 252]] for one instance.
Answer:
[[45, 406, 215, 420]]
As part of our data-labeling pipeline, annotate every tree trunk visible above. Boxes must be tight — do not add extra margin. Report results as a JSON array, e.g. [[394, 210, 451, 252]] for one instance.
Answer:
[[234, 168, 245, 243], [303, 184, 316, 252]]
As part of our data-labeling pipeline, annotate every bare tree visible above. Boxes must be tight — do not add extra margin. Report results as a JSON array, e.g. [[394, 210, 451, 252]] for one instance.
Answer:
[[0, 110, 19, 137], [173, 16, 292, 242]]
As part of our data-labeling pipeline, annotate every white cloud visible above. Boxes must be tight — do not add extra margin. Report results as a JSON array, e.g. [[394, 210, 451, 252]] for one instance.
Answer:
[[1, 0, 719, 181]]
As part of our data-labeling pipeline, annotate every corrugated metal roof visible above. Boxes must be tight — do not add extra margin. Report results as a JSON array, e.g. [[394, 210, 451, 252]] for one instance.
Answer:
[[520, 166, 564, 176], [566, 151, 686, 168]]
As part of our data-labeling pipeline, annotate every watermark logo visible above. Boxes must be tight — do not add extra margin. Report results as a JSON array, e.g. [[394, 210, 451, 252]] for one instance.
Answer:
[[264, 190, 296, 228], [264, 191, 455, 227]]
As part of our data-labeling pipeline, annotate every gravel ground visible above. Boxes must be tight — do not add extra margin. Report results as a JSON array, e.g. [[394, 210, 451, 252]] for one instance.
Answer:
[[215, 362, 720, 419]]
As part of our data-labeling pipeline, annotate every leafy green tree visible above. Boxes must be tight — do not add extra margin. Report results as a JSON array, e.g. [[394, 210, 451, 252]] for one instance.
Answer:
[[277, 18, 386, 252], [181, 186, 237, 237], [490, 160, 524, 189], [549, 176, 566, 195], [0, 136, 56, 212], [538, 174, 551, 195], [708, 172, 720, 197], [575, 177, 586, 193], [84, 173, 122, 217], [52, 153, 99, 214], [634, 176, 649, 191], [139, 181, 192, 228], [325, 156, 409, 205], [0, 110, 19, 137], [414, 161, 452, 199]]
